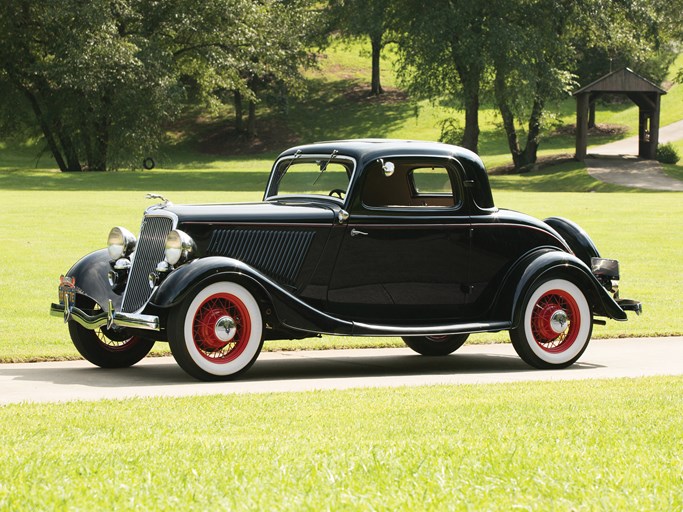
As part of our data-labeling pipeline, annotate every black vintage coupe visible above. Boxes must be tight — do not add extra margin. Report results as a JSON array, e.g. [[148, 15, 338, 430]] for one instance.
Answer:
[[51, 140, 641, 380]]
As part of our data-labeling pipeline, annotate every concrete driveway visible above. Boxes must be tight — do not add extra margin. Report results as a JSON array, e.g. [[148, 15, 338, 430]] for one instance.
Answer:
[[1, 337, 681, 404]]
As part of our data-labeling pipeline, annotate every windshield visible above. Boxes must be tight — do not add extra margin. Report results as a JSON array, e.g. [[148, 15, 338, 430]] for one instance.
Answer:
[[267, 155, 354, 199]]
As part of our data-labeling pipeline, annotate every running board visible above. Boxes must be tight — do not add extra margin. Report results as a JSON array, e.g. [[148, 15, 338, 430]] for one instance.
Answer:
[[351, 320, 512, 337]]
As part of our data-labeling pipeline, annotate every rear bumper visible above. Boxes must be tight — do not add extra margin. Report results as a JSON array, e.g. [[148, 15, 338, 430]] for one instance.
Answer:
[[616, 298, 643, 315], [50, 303, 160, 331]]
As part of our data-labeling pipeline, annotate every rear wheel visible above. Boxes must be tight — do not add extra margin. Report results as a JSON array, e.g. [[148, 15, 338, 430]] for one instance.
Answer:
[[510, 278, 592, 369], [68, 301, 154, 368], [168, 282, 264, 381], [402, 334, 469, 356]]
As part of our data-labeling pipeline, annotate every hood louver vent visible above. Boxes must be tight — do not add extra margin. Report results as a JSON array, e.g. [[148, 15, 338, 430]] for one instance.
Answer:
[[208, 229, 315, 286]]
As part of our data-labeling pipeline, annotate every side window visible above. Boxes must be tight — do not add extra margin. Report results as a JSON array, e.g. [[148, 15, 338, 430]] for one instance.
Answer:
[[410, 166, 455, 205], [361, 160, 459, 208]]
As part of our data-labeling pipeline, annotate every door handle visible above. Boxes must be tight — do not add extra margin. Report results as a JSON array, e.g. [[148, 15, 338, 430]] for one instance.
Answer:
[[350, 228, 368, 237]]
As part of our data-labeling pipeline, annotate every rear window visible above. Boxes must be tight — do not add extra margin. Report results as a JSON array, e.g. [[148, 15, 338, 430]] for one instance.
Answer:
[[361, 159, 459, 208]]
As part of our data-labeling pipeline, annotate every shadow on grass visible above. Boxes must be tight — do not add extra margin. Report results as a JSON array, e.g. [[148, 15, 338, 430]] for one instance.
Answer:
[[0, 169, 271, 192], [489, 160, 645, 193]]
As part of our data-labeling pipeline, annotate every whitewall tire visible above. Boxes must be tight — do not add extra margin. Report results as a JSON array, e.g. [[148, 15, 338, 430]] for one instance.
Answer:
[[169, 281, 264, 380], [509, 278, 593, 369]]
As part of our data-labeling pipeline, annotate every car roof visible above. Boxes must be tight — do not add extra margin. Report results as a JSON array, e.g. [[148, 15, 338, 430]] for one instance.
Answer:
[[278, 139, 482, 166], [274, 139, 495, 209]]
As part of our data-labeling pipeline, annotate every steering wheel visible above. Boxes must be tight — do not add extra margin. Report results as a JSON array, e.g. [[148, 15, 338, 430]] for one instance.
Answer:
[[329, 188, 346, 199]]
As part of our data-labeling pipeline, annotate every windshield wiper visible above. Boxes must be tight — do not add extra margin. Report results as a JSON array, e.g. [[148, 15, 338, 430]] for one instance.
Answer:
[[275, 149, 302, 185], [313, 149, 338, 185]]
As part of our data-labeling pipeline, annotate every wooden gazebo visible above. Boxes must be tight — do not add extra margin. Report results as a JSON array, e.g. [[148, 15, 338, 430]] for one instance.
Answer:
[[573, 68, 666, 160]]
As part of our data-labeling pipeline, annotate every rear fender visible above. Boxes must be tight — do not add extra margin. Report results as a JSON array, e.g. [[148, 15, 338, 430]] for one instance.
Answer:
[[544, 217, 600, 267], [493, 249, 627, 326]]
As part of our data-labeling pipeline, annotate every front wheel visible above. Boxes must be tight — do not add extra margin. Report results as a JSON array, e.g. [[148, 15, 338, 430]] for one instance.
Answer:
[[510, 278, 593, 369], [68, 321, 155, 368], [168, 281, 264, 381], [402, 334, 469, 356]]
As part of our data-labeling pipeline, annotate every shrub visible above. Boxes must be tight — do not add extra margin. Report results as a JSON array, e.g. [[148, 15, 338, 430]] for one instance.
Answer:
[[438, 118, 464, 146], [656, 143, 680, 164]]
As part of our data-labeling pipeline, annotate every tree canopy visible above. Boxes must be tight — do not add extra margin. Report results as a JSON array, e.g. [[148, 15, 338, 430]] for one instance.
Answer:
[[0, 0, 681, 171], [0, 0, 320, 171]]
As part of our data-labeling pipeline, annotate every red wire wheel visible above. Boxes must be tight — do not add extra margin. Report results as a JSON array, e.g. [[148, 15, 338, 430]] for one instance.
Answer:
[[191, 293, 251, 363], [169, 282, 264, 380], [529, 289, 581, 353], [402, 333, 469, 356], [509, 278, 592, 369], [68, 300, 155, 368], [96, 327, 143, 352]]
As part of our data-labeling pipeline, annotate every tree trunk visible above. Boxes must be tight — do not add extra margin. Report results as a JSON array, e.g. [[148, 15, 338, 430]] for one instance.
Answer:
[[454, 59, 481, 154], [521, 97, 544, 166], [90, 117, 109, 172], [370, 34, 384, 96], [21, 89, 68, 172], [495, 71, 524, 169], [55, 128, 82, 172], [234, 90, 244, 132], [495, 72, 544, 170], [588, 100, 596, 129], [461, 94, 480, 154], [247, 100, 257, 138]]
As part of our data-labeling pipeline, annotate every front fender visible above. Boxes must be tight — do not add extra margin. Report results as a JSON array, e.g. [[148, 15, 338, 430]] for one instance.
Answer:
[[493, 249, 627, 326], [62, 249, 122, 310], [152, 256, 354, 335]]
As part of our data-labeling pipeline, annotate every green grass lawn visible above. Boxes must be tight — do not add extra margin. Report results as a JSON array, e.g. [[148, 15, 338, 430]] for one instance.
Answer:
[[0, 161, 681, 361], [1, 376, 681, 510], [1, 40, 682, 362]]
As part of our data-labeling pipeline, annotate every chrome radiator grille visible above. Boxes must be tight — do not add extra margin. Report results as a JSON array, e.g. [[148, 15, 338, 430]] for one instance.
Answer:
[[121, 215, 173, 313], [208, 229, 315, 286]]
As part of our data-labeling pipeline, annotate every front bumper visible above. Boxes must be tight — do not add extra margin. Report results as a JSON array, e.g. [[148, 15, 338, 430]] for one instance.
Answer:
[[50, 302, 160, 331]]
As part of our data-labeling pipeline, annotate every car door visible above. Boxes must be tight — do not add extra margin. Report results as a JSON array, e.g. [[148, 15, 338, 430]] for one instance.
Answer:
[[326, 157, 471, 324]]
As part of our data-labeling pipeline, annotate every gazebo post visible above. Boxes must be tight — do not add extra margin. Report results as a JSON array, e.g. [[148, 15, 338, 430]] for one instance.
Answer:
[[649, 93, 661, 159]]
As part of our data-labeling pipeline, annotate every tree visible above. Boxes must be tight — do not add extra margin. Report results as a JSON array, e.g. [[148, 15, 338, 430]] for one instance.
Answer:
[[226, 0, 323, 137], [328, 0, 397, 96], [394, 0, 490, 153], [486, 0, 580, 169], [0, 0, 322, 169], [0, 0, 185, 171]]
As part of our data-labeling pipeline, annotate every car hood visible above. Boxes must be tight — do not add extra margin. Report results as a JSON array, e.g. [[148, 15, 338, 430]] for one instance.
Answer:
[[156, 200, 338, 225]]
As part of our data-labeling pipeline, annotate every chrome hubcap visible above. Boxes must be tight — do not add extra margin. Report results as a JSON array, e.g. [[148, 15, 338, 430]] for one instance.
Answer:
[[214, 316, 237, 342], [549, 310, 568, 334]]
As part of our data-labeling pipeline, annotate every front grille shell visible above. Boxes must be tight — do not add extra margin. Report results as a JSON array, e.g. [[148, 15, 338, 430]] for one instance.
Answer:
[[121, 212, 176, 313]]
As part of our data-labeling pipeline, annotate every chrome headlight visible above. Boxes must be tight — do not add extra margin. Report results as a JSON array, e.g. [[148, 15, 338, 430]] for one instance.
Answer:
[[107, 227, 136, 261], [165, 229, 196, 266]]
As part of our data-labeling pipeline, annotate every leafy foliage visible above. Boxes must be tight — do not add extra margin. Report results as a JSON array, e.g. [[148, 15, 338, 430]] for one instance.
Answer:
[[0, 0, 322, 170], [657, 142, 680, 164], [327, 0, 398, 95], [393, 0, 683, 169]]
